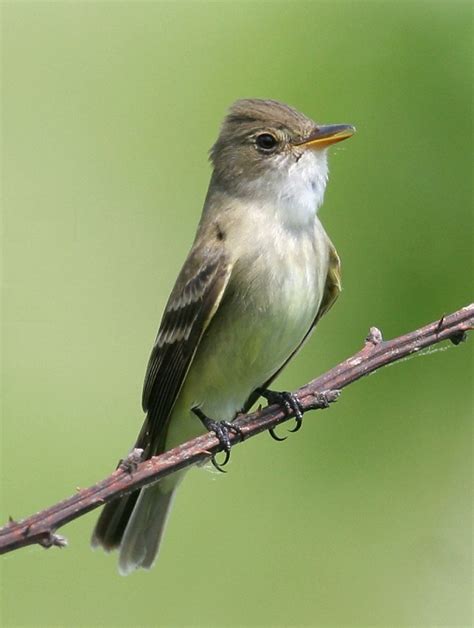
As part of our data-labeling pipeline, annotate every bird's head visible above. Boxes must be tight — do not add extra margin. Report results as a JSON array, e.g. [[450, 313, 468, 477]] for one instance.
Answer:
[[210, 99, 355, 215]]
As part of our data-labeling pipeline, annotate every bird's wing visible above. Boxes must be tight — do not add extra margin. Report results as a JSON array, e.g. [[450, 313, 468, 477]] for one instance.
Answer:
[[311, 241, 342, 324], [241, 243, 341, 413], [138, 246, 232, 454]]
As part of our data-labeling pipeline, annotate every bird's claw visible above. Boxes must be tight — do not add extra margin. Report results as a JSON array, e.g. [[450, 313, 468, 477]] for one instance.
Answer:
[[192, 408, 243, 473], [268, 427, 287, 442], [257, 388, 304, 439]]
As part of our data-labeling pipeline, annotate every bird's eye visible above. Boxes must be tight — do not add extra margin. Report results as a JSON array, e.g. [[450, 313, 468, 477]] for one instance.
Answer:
[[255, 133, 278, 151]]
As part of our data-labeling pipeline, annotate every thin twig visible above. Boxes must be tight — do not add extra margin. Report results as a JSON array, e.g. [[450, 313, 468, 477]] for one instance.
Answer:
[[1, 304, 472, 555]]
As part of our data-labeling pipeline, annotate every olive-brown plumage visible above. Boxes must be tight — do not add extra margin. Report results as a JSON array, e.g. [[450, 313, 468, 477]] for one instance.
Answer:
[[92, 99, 354, 574]]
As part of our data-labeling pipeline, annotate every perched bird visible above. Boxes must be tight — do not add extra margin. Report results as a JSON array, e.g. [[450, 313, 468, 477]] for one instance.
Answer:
[[91, 99, 355, 574]]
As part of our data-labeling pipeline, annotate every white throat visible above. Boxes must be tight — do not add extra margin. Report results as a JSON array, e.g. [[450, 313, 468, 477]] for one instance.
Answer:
[[246, 149, 329, 231]]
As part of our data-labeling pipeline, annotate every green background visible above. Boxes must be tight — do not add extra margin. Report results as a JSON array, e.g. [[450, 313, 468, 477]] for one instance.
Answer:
[[1, 1, 472, 626]]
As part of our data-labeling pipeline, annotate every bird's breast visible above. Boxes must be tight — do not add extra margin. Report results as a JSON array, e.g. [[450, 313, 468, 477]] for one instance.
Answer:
[[230, 219, 328, 374], [192, 215, 330, 411], [165, 216, 330, 449]]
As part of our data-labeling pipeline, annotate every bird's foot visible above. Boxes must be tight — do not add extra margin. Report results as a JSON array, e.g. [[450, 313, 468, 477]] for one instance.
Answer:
[[256, 387, 304, 441], [192, 407, 244, 472]]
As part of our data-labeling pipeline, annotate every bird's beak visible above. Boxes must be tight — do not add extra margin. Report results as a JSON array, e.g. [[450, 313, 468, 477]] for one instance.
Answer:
[[295, 124, 356, 149]]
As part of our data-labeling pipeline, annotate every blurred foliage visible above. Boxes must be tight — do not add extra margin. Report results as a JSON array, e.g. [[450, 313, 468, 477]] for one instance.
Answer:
[[1, 1, 472, 626]]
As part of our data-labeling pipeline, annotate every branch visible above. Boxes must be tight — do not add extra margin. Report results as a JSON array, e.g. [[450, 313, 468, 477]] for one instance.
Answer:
[[1, 304, 472, 555]]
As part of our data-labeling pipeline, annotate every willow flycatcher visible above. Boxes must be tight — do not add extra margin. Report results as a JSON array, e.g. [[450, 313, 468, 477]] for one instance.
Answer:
[[91, 99, 355, 574]]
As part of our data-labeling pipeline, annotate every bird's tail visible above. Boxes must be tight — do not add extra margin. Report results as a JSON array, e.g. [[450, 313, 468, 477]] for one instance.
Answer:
[[91, 482, 176, 575]]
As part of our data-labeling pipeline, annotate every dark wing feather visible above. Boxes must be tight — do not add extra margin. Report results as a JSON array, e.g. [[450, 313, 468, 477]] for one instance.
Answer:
[[242, 243, 341, 413], [138, 248, 232, 455], [92, 249, 231, 552]]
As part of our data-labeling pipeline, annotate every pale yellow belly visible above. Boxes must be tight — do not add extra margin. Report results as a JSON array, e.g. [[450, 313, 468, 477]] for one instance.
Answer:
[[165, 230, 328, 452]]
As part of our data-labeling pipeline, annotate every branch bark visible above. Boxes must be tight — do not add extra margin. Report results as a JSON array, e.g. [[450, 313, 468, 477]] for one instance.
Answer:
[[1, 304, 472, 555]]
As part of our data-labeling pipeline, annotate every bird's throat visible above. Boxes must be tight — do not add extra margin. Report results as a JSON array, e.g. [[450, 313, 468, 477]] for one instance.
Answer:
[[243, 149, 329, 232]]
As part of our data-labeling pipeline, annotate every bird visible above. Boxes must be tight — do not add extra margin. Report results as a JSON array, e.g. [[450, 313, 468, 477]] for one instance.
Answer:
[[91, 98, 355, 574]]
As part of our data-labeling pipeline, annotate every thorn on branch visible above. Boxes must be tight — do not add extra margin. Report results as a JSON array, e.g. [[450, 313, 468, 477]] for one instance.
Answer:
[[38, 531, 68, 549], [436, 314, 446, 333], [119, 448, 144, 474], [365, 327, 383, 347], [195, 448, 213, 458]]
